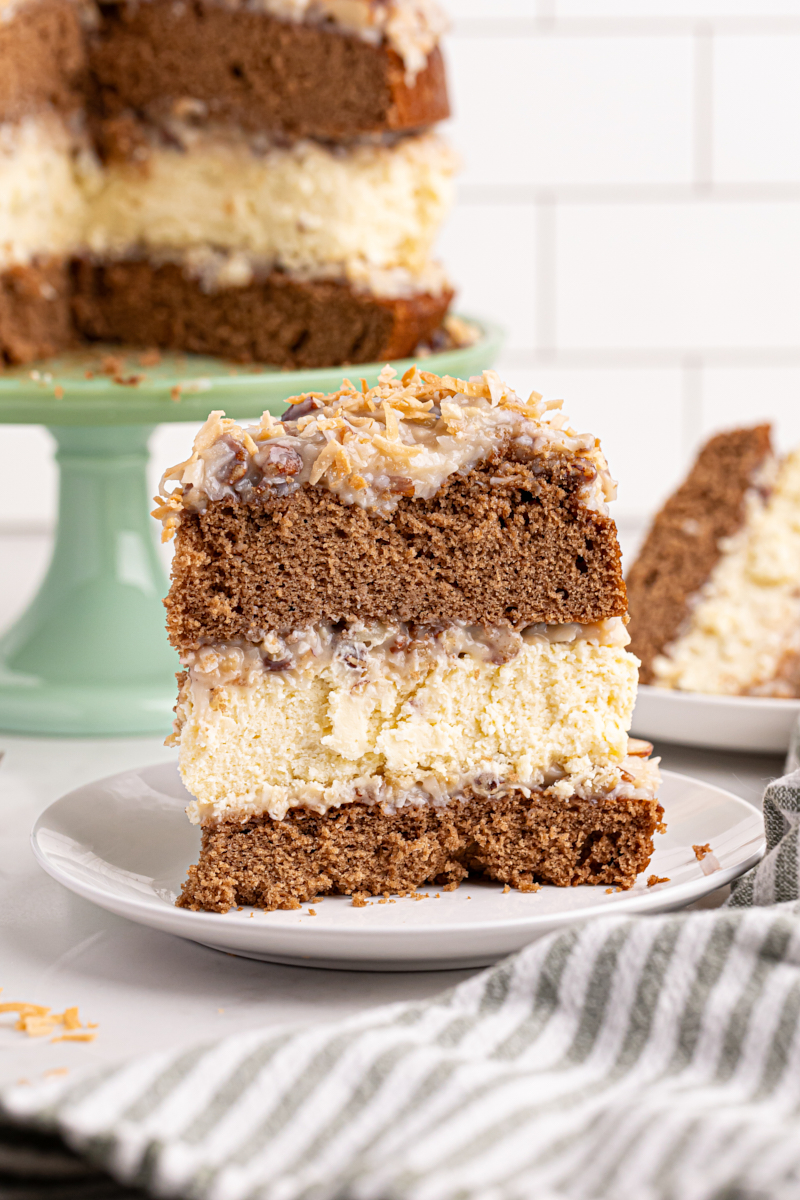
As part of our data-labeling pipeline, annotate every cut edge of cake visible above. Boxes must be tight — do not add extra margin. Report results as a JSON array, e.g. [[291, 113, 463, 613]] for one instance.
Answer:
[[627, 423, 800, 698], [155, 367, 664, 911]]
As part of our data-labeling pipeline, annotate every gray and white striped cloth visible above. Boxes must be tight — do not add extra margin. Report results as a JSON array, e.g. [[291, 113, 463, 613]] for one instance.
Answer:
[[5, 750, 800, 1199]]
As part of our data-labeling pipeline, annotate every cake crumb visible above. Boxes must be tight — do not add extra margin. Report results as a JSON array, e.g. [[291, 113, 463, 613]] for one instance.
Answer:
[[308, 908, 317, 916], [170, 385, 182, 402], [502, 884, 510, 894], [44, 1068, 69, 1078], [605, 888, 614, 894], [351, 893, 368, 907], [54, 385, 64, 400], [217, 1008, 225, 1014], [693, 843, 712, 861], [101, 354, 123, 376], [139, 348, 162, 366], [51, 1033, 96, 1044], [647, 875, 670, 887]]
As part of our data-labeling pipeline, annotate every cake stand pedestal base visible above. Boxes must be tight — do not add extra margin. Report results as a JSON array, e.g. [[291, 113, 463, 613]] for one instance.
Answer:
[[0, 425, 177, 735]]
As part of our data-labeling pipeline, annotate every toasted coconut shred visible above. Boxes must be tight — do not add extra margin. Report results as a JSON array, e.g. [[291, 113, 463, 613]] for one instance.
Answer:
[[154, 367, 617, 540], [0, 1001, 97, 1043]]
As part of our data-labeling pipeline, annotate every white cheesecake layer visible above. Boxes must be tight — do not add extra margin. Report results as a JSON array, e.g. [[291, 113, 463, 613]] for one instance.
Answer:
[[87, 129, 455, 293], [0, 115, 89, 269], [175, 634, 642, 824], [0, 116, 454, 296], [653, 447, 800, 696]]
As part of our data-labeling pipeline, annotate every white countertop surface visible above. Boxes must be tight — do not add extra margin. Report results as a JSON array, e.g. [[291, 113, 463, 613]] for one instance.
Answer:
[[0, 532, 785, 1092]]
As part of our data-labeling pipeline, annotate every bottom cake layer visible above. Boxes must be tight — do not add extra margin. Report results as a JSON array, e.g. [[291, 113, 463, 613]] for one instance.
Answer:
[[0, 260, 73, 364], [0, 258, 452, 366], [176, 790, 665, 912]]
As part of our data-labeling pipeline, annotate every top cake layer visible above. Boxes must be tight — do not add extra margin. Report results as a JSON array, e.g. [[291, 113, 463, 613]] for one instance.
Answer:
[[2, 0, 449, 140], [0, 0, 87, 125], [157, 368, 628, 646]]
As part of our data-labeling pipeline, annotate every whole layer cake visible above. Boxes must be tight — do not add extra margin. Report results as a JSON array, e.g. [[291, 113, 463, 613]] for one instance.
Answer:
[[627, 424, 800, 697], [155, 367, 663, 911], [0, 0, 455, 365]]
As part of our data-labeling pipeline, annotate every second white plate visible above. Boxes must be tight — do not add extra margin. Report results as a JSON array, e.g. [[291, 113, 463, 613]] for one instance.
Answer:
[[31, 762, 764, 971], [632, 684, 800, 754]]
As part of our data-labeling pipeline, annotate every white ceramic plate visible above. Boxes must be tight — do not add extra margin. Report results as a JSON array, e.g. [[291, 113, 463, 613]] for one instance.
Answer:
[[32, 762, 765, 972], [632, 684, 800, 754]]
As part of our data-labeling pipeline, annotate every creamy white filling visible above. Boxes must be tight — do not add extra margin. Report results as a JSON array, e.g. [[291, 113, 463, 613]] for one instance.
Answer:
[[0, 116, 454, 294], [653, 447, 800, 696], [157, 368, 618, 527], [0, 115, 90, 269], [175, 246, 449, 299], [183, 616, 631, 687], [174, 633, 643, 823], [86, 127, 455, 290]]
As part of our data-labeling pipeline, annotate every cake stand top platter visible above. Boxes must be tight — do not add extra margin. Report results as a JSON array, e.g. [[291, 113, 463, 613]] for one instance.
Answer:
[[0, 320, 504, 425]]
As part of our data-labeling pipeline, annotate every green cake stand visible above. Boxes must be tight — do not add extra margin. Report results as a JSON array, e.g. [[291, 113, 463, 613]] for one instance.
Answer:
[[0, 322, 503, 736]]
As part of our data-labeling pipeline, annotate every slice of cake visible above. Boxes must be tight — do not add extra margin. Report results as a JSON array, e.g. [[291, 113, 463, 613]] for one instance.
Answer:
[[627, 425, 800, 697], [155, 368, 663, 912], [0, 0, 455, 366]]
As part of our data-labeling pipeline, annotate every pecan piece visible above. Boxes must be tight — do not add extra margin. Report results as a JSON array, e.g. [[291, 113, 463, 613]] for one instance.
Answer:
[[387, 476, 415, 497], [216, 434, 248, 485], [260, 444, 303, 480]]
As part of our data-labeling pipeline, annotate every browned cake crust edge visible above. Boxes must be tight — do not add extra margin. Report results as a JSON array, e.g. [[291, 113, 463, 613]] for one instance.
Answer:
[[176, 790, 664, 912], [70, 259, 453, 367], [166, 450, 628, 648], [0, 258, 452, 369], [0, 0, 86, 124], [626, 424, 773, 682], [86, 4, 449, 142]]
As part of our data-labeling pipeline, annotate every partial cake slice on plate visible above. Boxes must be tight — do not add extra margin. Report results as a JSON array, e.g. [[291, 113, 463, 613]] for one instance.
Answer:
[[155, 368, 663, 911], [628, 425, 800, 698]]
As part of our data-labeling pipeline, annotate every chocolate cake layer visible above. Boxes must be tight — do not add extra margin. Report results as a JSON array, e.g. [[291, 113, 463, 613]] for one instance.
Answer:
[[626, 424, 772, 682], [166, 450, 628, 649], [0, 0, 86, 123], [70, 259, 452, 366], [0, 260, 73, 364], [87, 3, 449, 142], [176, 790, 664, 911]]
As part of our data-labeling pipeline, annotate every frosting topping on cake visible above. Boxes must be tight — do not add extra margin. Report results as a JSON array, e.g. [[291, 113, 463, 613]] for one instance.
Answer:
[[181, 615, 631, 689], [155, 367, 618, 535]]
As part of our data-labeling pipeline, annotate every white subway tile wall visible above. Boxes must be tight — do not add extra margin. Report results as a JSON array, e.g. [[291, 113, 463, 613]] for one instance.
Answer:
[[1, 0, 800, 546]]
